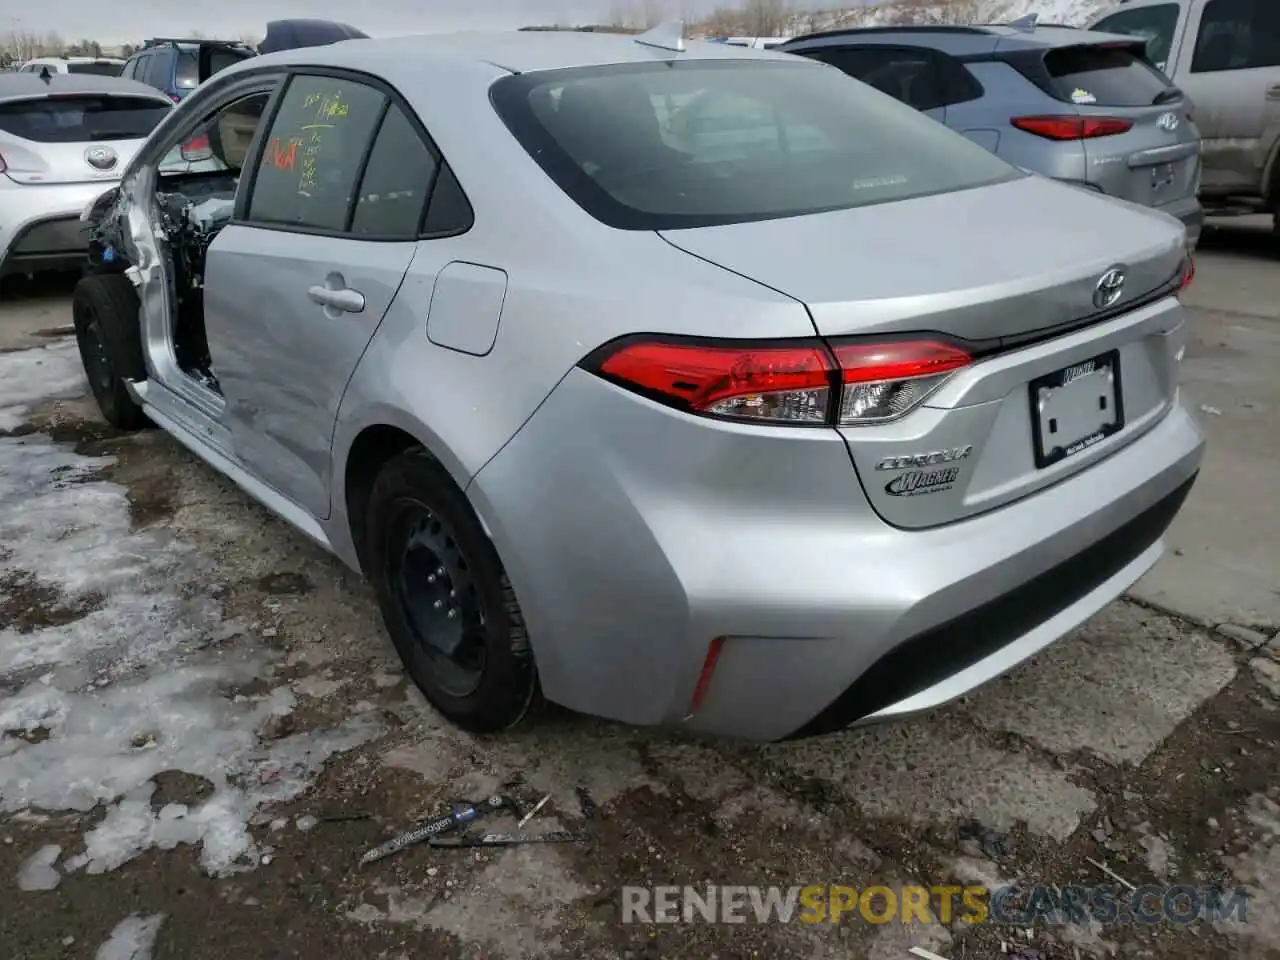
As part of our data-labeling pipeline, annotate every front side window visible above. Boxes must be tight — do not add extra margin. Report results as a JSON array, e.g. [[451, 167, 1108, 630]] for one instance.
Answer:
[[490, 59, 1019, 230], [156, 91, 270, 179], [1092, 4, 1181, 71], [0, 95, 170, 143], [247, 74, 385, 231], [1191, 0, 1280, 73]]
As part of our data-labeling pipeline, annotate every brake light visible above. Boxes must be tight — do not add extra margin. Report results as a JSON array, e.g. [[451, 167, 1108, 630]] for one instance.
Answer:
[[184, 133, 209, 151], [585, 335, 972, 426], [1012, 116, 1134, 140]]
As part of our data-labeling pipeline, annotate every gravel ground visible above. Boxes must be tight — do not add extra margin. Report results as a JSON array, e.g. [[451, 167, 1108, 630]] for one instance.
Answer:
[[1, 247, 1278, 960]]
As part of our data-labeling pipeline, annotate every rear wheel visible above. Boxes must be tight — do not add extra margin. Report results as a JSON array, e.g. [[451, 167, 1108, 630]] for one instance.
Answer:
[[364, 450, 538, 732], [72, 273, 149, 431]]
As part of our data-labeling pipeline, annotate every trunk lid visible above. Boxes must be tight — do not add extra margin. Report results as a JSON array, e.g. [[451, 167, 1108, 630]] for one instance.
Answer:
[[659, 174, 1185, 343], [660, 174, 1189, 529]]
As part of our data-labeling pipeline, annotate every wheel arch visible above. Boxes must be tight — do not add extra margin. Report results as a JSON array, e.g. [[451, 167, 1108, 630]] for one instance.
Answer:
[[335, 412, 494, 577]]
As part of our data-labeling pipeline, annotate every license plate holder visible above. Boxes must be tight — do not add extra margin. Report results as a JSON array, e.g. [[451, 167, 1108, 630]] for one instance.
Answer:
[[1029, 351, 1124, 469], [1151, 161, 1176, 190]]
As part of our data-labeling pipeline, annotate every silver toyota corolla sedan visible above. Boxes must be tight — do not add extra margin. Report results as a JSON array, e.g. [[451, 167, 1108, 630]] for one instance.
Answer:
[[73, 26, 1204, 740]]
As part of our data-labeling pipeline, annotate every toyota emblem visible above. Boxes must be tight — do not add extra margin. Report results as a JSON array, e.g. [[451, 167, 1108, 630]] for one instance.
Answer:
[[85, 146, 118, 170], [1157, 111, 1179, 132], [1093, 267, 1127, 310]]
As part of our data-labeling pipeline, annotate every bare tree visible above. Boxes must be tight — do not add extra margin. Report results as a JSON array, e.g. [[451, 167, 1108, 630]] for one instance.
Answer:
[[744, 0, 790, 36], [41, 31, 64, 56]]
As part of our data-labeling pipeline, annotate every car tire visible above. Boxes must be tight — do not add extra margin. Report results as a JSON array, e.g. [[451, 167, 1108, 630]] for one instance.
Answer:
[[365, 449, 539, 732], [72, 272, 149, 431]]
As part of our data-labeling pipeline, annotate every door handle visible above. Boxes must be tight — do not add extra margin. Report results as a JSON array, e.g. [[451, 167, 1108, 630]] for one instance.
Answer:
[[307, 284, 365, 313]]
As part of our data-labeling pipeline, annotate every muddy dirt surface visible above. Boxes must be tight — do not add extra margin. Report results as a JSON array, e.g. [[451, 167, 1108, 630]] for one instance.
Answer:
[[2, 262, 1279, 960]]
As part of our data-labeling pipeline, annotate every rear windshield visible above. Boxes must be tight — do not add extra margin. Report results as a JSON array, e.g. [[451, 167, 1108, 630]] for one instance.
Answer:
[[1043, 44, 1175, 107], [490, 59, 1020, 230], [67, 61, 124, 77], [0, 95, 170, 142]]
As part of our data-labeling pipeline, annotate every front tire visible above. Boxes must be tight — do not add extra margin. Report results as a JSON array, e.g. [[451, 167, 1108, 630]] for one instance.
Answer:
[[72, 273, 149, 431], [365, 449, 538, 732]]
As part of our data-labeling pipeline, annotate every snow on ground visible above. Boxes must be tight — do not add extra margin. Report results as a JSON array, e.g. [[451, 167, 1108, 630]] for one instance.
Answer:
[[0, 339, 382, 885], [95, 913, 165, 960], [0, 338, 87, 433], [790, 0, 1111, 32]]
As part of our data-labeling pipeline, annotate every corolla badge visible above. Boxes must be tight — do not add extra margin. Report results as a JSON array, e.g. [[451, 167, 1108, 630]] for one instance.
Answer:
[[1093, 267, 1126, 309], [1157, 111, 1179, 132], [85, 146, 118, 170]]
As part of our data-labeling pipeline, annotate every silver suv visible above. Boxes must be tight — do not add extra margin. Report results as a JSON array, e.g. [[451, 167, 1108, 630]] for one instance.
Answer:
[[781, 20, 1204, 247], [1089, 0, 1280, 229]]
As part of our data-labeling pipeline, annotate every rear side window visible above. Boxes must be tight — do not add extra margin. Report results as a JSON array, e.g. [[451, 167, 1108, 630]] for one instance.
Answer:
[[67, 61, 124, 77], [1091, 4, 1181, 71], [804, 45, 982, 112], [1191, 0, 1280, 73], [350, 105, 439, 237], [1043, 44, 1175, 107], [491, 59, 1018, 231], [0, 96, 170, 143], [248, 74, 386, 231], [145, 53, 172, 91]]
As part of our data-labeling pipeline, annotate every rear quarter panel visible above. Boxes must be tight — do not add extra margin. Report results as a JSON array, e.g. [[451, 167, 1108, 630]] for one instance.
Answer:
[[326, 56, 812, 562], [962, 60, 1089, 183]]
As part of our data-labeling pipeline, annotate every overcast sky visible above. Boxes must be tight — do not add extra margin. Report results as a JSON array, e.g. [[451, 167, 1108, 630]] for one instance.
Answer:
[[6, 0, 866, 46]]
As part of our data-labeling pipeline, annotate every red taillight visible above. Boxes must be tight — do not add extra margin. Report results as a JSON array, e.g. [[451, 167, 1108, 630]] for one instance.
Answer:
[[1012, 116, 1134, 140], [184, 133, 210, 151], [1178, 254, 1195, 292], [170, 94, 181, 103], [587, 335, 972, 426]]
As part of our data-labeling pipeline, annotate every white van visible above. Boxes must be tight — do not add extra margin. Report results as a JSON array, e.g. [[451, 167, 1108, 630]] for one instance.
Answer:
[[1089, 0, 1280, 227]]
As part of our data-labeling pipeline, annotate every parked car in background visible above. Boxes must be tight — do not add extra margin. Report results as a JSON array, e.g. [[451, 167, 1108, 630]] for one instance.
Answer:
[[17, 57, 127, 77], [0, 73, 173, 277], [1088, 0, 1280, 230], [122, 21, 368, 103], [121, 39, 258, 103], [780, 20, 1204, 248], [75, 27, 1202, 740]]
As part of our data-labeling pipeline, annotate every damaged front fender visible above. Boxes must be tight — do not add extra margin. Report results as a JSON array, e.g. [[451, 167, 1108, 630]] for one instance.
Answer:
[[82, 184, 135, 272]]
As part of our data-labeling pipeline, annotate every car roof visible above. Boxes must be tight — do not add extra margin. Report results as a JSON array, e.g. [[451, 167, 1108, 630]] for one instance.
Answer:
[[0, 73, 175, 103], [237, 29, 797, 79]]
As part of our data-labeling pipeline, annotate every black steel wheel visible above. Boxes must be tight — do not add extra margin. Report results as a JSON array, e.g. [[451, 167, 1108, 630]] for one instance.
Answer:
[[365, 449, 538, 731], [71, 273, 148, 431]]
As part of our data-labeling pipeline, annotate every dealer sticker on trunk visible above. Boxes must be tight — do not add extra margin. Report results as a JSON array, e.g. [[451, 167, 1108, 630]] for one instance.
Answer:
[[885, 467, 961, 497]]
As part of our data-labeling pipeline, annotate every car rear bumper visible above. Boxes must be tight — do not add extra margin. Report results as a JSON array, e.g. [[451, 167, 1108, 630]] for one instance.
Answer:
[[0, 180, 116, 275], [469, 368, 1206, 741], [1156, 194, 1203, 250]]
